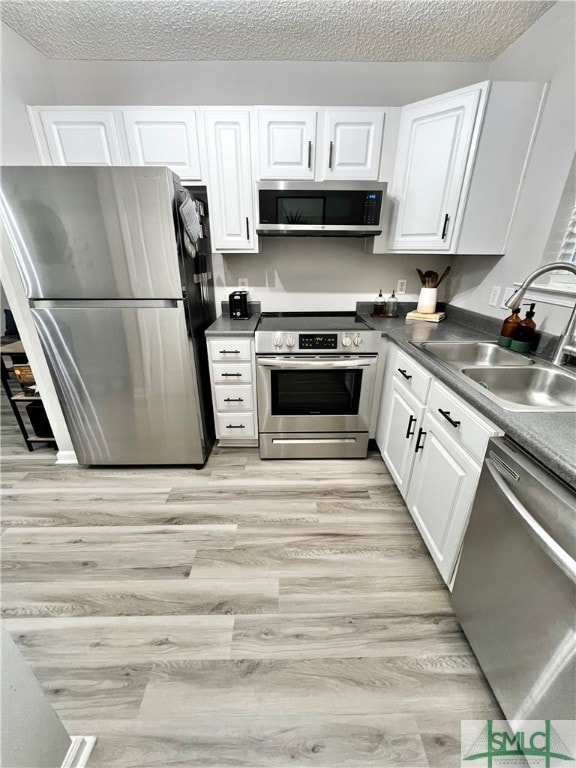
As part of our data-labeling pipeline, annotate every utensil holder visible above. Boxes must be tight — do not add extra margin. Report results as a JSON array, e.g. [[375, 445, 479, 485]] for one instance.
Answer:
[[417, 287, 437, 314]]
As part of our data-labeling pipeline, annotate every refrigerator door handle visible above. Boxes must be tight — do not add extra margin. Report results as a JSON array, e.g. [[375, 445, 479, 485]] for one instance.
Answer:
[[30, 299, 180, 309]]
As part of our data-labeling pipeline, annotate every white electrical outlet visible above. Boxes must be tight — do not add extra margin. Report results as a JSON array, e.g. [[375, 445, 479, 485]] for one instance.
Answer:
[[238, 278, 248, 289], [397, 279, 407, 295], [489, 285, 501, 307], [501, 286, 516, 309]]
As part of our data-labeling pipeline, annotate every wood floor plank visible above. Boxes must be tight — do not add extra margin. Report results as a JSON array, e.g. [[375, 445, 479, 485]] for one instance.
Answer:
[[230, 613, 471, 659], [5, 615, 234, 665], [33, 664, 152, 720], [139, 656, 498, 719], [65, 713, 429, 768], [1, 549, 196, 582], [2, 578, 279, 618], [0, 500, 320, 528], [415, 708, 502, 768], [279, 575, 448, 614], [1, 523, 237, 551], [168, 486, 372, 501], [190, 537, 428, 578]]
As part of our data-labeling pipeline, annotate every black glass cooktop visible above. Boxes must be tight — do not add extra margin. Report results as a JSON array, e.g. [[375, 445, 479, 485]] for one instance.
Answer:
[[257, 312, 373, 332]]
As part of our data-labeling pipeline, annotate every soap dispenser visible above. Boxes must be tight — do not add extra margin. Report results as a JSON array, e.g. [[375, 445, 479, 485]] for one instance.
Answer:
[[372, 290, 385, 317], [510, 303, 537, 353], [385, 289, 398, 318], [497, 307, 521, 347]]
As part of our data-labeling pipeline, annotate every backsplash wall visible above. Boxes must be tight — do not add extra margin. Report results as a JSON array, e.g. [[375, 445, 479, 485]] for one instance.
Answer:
[[213, 238, 452, 312]]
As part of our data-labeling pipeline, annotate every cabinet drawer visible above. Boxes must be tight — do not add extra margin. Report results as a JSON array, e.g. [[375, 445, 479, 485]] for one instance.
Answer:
[[209, 339, 252, 361], [217, 413, 256, 438], [393, 349, 432, 403], [214, 385, 254, 411], [428, 380, 500, 462], [212, 363, 252, 384]]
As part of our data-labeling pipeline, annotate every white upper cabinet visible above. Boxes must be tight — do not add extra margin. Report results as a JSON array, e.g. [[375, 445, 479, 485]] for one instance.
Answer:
[[321, 110, 385, 180], [257, 109, 316, 179], [391, 89, 483, 251], [122, 109, 202, 180], [34, 109, 124, 166], [203, 109, 257, 252], [384, 80, 545, 255]]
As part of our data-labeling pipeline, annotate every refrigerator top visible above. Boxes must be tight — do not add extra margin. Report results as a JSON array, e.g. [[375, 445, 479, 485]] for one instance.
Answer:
[[0, 166, 184, 300]]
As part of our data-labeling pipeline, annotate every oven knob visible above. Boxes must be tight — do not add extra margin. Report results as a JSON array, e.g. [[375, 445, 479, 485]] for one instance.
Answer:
[[353, 335, 363, 347], [341, 335, 352, 347], [286, 335, 295, 348], [274, 336, 283, 348]]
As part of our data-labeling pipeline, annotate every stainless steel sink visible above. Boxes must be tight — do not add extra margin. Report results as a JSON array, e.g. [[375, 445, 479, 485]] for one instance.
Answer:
[[462, 366, 576, 411], [415, 341, 534, 367]]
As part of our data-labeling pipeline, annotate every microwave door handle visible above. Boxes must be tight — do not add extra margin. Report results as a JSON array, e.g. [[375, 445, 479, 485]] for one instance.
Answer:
[[257, 358, 374, 369]]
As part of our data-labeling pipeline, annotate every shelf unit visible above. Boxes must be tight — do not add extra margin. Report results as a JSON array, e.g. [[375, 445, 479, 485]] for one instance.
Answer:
[[0, 339, 57, 451]]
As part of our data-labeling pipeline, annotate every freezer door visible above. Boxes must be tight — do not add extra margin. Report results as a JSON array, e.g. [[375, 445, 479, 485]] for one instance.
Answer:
[[1, 166, 182, 299], [31, 304, 206, 464]]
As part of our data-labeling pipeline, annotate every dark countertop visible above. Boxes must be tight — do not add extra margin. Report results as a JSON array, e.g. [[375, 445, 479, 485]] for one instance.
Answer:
[[205, 313, 261, 336], [359, 313, 576, 489]]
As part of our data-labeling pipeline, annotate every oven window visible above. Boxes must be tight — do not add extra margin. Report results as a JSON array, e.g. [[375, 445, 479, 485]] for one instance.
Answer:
[[271, 369, 363, 415], [277, 197, 325, 225]]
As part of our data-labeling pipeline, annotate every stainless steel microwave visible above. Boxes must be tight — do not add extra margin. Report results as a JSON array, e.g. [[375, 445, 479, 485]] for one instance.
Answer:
[[256, 181, 387, 237]]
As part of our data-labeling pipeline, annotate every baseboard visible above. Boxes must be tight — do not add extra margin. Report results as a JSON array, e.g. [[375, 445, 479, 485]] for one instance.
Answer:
[[56, 450, 78, 465], [61, 736, 96, 768]]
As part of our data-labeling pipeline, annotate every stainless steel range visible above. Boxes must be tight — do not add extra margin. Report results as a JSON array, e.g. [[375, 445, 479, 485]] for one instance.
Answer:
[[255, 312, 380, 459]]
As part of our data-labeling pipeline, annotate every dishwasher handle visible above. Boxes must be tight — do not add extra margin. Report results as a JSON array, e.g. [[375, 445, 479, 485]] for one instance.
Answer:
[[486, 457, 576, 583]]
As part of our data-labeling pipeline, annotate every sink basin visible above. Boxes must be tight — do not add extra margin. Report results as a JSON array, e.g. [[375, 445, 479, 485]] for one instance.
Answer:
[[416, 341, 533, 367], [462, 366, 576, 411]]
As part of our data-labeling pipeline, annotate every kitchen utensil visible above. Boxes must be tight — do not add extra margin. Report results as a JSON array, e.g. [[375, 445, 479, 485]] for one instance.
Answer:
[[417, 268, 426, 286], [424, 270, 438, 288], [435, 266, 451, 288]]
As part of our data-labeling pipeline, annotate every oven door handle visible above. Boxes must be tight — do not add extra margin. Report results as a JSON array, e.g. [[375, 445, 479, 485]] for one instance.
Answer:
[[257, 357, 376, 369]]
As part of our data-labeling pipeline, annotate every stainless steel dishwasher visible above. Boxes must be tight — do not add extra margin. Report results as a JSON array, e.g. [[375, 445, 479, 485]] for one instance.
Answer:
[[451, 436, 576, 720]]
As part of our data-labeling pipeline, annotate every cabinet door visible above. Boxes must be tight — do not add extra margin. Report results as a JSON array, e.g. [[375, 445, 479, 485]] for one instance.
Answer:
[[322, 110, 384, 180], [381, 380, 424, 499], [122, 109, 202, 180], [406, 411, 480, 583], [203, 110, 256, 251], [257, 110, 316, 179], [391, 89, 482, 250], [39, 110, 124, 166]]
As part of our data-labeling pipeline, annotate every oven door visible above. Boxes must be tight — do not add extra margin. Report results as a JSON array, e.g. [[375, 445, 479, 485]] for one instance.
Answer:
[[256, 355, 378, 434]]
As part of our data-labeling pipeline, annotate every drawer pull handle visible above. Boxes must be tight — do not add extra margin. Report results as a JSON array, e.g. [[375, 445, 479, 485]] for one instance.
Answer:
[[224, 397, 244, 402], [406, 415, 417, 439], [226, 424, 245, 429], [219, 349, 240, 354], [438, 408, 461, 428], [221, 373, 242, 377], [397, 368, 412, 381], [307, 140, 312, 169], [415, 427, 427, 453]]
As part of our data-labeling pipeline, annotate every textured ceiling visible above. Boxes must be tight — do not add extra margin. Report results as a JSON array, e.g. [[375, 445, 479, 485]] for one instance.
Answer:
[[1, 0, 554, 62]]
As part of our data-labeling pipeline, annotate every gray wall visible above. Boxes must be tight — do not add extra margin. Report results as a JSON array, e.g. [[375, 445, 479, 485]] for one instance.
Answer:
[[0, 25, 57, 163], [1, 629, 71, 768]]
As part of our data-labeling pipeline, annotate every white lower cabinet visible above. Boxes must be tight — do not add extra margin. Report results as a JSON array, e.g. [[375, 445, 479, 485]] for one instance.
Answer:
[[206, 335, 258, 445], [405, 410, 480, 582], [377, 343, 502, 585], [381, 380, 424, 497]]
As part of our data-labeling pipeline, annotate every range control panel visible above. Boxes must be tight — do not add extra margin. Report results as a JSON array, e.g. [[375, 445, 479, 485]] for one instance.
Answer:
[[299, 334, 338, 350]]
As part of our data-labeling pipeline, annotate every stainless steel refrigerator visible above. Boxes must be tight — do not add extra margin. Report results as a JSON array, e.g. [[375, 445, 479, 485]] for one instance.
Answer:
[[0, 166, 216, 465]]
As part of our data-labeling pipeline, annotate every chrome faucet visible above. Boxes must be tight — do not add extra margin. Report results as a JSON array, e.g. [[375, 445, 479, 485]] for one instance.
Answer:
[[505, 262, 576, 366]]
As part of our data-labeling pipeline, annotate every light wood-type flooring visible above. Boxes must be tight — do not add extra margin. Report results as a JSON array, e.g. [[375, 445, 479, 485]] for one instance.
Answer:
[[1, 395, 500, 767]]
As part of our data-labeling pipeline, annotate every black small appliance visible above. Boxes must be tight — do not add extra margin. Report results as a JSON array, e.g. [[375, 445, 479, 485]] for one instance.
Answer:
[[229, 290, 250, 320]]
